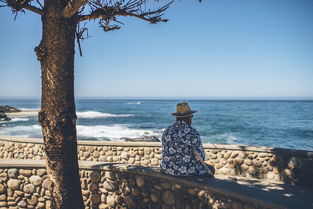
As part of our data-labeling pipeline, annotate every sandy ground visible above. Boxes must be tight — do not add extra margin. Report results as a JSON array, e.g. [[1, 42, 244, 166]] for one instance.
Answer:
[[6, 110, 38, 117]]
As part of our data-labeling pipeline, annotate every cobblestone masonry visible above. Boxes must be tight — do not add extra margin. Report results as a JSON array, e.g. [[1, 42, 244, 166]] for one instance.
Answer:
[[0, 136, 312, 186], [0, 165, 278, 209]]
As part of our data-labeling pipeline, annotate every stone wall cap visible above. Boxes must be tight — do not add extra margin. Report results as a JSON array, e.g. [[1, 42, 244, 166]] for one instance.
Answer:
[[0, 135, 312, 156]]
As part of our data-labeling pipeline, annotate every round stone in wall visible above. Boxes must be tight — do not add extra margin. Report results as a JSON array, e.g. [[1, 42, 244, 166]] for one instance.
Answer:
[[103, 180, 115, 191], [27, 195, 38, 205], [107, 195, 116, 207], [90, 171, 101, 183], [19, 169, 32, 177], [42, 178, 51, 189], [93, 151, 100, 158], [0, 194, 6, 201], [151, 158, 159, 166], [105, 171, 115, 180], [8, 168, 18, 178], [151, 193, 158, 202], [17, 200, 27, 207], [0, 184, 5, 193], [98, 156, 107, 161], [30, 175, 43, 186], [37, 202, 45, 208], [136, 176, 145, 187], [121, 152, 128, 159], [162, 190, 175, 205], [90, 193, 101, 205], [23, 184, 35, 194], [7, 179, 20, 190], [88, 183, 98, 192], [37, 169, 46, 177]]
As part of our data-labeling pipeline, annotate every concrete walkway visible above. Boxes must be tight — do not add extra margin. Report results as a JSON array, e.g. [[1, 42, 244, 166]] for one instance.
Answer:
[[205, 175, 313, 209]]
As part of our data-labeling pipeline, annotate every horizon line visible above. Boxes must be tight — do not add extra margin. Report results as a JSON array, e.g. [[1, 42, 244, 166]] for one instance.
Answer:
[[1, 96, 313, 101]]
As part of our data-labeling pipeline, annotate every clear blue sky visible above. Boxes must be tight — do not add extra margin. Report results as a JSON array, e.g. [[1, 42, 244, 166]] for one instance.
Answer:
[[1, 0, 312, 98]]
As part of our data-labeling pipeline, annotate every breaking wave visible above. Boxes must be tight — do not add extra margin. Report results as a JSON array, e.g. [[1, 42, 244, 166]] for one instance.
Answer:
[[127, 101, 142, 105], [76, 124, 160, 141], [77, 111, 134, 119], [0, 124, 161, 141], [0, 125, 42, 138], [10, 117, 30, 122]]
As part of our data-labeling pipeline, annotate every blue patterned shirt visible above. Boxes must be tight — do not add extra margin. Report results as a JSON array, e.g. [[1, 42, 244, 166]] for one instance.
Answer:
[[160, 120, 206, 176]]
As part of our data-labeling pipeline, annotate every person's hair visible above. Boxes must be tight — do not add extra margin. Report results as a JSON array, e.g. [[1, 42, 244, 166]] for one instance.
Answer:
[[176, 115, 192, 125]]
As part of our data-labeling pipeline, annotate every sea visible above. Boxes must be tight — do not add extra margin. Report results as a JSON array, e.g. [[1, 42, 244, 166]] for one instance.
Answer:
[[0, 99, 312, 151]]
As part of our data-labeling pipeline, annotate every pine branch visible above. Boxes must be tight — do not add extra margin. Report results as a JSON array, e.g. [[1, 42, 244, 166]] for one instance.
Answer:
[[1, 0, 43, 15], [23, 3, 43, 15], [78, 0, 172, 29], [63, 0, 88, 18]]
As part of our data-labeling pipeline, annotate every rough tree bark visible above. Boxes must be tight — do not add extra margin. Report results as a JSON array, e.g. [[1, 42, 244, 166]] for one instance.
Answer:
[[35, 0, 84, 208]]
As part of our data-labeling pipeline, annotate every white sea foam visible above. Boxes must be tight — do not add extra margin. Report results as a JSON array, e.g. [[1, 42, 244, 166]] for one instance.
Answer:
[[127, 101, 142, 105], [206, 133, 239, 144], [10, 117, 30, 122], [76, 124, 160, 140], [19, 108, 39, 111], [77, 111, 134, 119], [0, 117, 30, 123], [0, 123, 161, 141], [0, 125, 42, 138]]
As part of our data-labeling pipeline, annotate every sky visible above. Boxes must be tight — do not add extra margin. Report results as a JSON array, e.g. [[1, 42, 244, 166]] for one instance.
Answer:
[[0, 0, 313, 98]]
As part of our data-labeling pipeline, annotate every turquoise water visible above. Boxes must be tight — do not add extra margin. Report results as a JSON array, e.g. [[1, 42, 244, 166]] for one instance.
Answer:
[[0, 99, 312, 151]]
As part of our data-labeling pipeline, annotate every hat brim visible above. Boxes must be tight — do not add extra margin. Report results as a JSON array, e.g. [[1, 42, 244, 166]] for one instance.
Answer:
[[172, 110, 197, 118]]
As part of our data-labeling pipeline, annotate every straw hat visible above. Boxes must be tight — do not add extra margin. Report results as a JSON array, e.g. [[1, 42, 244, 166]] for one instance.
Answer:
[[172, 102, 197, 118]]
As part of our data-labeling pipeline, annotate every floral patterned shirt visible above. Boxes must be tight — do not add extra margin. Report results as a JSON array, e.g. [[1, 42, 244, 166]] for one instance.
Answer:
[[160, 120, 206, 176]]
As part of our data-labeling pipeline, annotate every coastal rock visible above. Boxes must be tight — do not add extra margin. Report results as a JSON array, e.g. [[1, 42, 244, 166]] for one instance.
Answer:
[[0, 108, 10, 121], [0, 105, 21, 112]]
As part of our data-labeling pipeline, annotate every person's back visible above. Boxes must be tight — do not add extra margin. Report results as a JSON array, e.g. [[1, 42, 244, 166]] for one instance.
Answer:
[[160, 102, 207, 176]]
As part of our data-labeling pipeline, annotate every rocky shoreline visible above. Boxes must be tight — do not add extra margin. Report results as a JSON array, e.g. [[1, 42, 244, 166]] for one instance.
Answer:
[[0, 105, 20, 121]]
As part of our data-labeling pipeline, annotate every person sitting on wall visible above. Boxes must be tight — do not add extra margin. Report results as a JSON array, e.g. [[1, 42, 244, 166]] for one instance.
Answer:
[[160, 102, 214, 176]]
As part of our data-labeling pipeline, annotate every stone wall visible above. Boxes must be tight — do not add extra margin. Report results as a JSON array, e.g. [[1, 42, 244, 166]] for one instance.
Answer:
[[0, 135, 312, 186], [0, 163, 279, 209]]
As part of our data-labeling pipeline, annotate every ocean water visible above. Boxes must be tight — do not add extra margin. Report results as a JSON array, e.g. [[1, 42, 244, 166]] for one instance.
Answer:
[[0, 99, 312, 151]]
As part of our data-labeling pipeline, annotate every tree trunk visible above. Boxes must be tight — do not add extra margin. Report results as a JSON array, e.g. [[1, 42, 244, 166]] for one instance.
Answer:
[[35, 0, 84, 208]]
